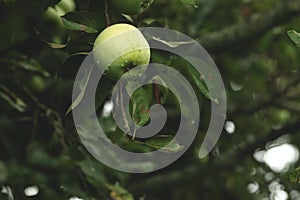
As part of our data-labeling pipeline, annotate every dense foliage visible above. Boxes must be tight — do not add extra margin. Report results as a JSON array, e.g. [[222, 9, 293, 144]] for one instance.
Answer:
[[1, 0, 300, 199]]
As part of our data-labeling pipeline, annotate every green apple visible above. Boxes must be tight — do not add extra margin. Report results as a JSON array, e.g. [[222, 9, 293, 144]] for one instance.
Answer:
[[93, 23, 151, 80], [55, 0, 76, 16], [44, 7, 62, 23], [44, 0, 75, 24], [111, 0, 154, 15]]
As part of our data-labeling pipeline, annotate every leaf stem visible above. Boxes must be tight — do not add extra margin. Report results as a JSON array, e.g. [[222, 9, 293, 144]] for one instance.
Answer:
[[104, 0, 110, 26]]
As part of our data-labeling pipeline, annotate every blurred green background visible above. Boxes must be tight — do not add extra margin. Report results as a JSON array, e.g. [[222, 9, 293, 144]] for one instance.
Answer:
[[1, 0, 300, 199]]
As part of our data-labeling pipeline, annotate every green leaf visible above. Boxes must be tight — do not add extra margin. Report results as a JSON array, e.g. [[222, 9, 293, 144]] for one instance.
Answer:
[[63, 32, 97, 54], [106, 184, 134, 200], [145, 135, 184, 152], [130, 87, 150, 127], [155, 64, 199, 120], [43, 39, 69, 49], [189, 67, 211, 100], [61, 11, 101, 33], [0, 84, 27, 112], [151, 36, 194, 48], [17, 58, 50, 77], [34, 28, 70, 49], [180, 0, 200, 8], [290, 167, 300, 183], [121, 14, 134, 24], [67, 66, 93, 114], [4, 53, 50, 77], [287, 30, 300, 47], [186, 59, 219, 103], [67, 65, 113, 117]]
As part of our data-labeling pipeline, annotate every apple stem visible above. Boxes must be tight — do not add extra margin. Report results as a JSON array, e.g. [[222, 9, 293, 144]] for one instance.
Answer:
[[131, 127, 137, 141]]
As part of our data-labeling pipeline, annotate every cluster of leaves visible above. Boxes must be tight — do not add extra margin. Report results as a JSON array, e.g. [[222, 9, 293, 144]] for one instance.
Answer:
[[287, 30, 300, 186], [0, 0, 210, 199]]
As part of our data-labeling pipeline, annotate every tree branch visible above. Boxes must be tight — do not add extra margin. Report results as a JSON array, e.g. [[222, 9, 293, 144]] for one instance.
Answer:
[[129, 1, 300, 193], [230, 76, 300, 117], [129, 118, 300, 194], [200, 0, 300, 52], [21, 86, 68, 149]]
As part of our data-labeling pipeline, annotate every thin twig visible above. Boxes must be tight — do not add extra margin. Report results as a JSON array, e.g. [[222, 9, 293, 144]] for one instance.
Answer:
[[230, 76, 300, 117], [21, 86, 68, 149], [200, 0, 300, 52], [104, 0, 110, 26]]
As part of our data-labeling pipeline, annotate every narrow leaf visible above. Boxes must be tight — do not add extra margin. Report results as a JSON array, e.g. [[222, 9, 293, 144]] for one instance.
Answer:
[[152, 36, 194, 48], [43, 39, 69, 49], [67, 66, 112, 117], [287, 30, 300, 47], [187, 61, 219, 103], [290, 167, 300, 183], [132, 88, 150, 127], [0, 85, 27, 112], [18, 59, 50, 77], [106, 184, 134, 200], [35, 28, 70, 49], [145, 135, 184, 152], [66, 66, 93, 114], [6, 53, 50, 77]]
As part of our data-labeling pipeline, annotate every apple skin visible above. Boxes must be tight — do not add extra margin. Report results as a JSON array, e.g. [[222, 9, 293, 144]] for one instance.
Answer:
[[111, 0, 154, 15], [44, 0, 76, 24], [44, 7, 62, 23], [56, 0, 76, 15], [93, 24, 151, 81]]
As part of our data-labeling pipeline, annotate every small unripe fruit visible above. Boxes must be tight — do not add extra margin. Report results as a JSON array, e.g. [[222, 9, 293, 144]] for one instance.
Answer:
[[44, 0, 76, 24], [56, 0, 76, 15], [44, 7, 62, 23], [93, 23, 150, 80]]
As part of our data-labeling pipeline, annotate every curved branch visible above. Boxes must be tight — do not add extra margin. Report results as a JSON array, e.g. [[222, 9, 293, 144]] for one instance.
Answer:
[[200, 0, 300, 52]]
